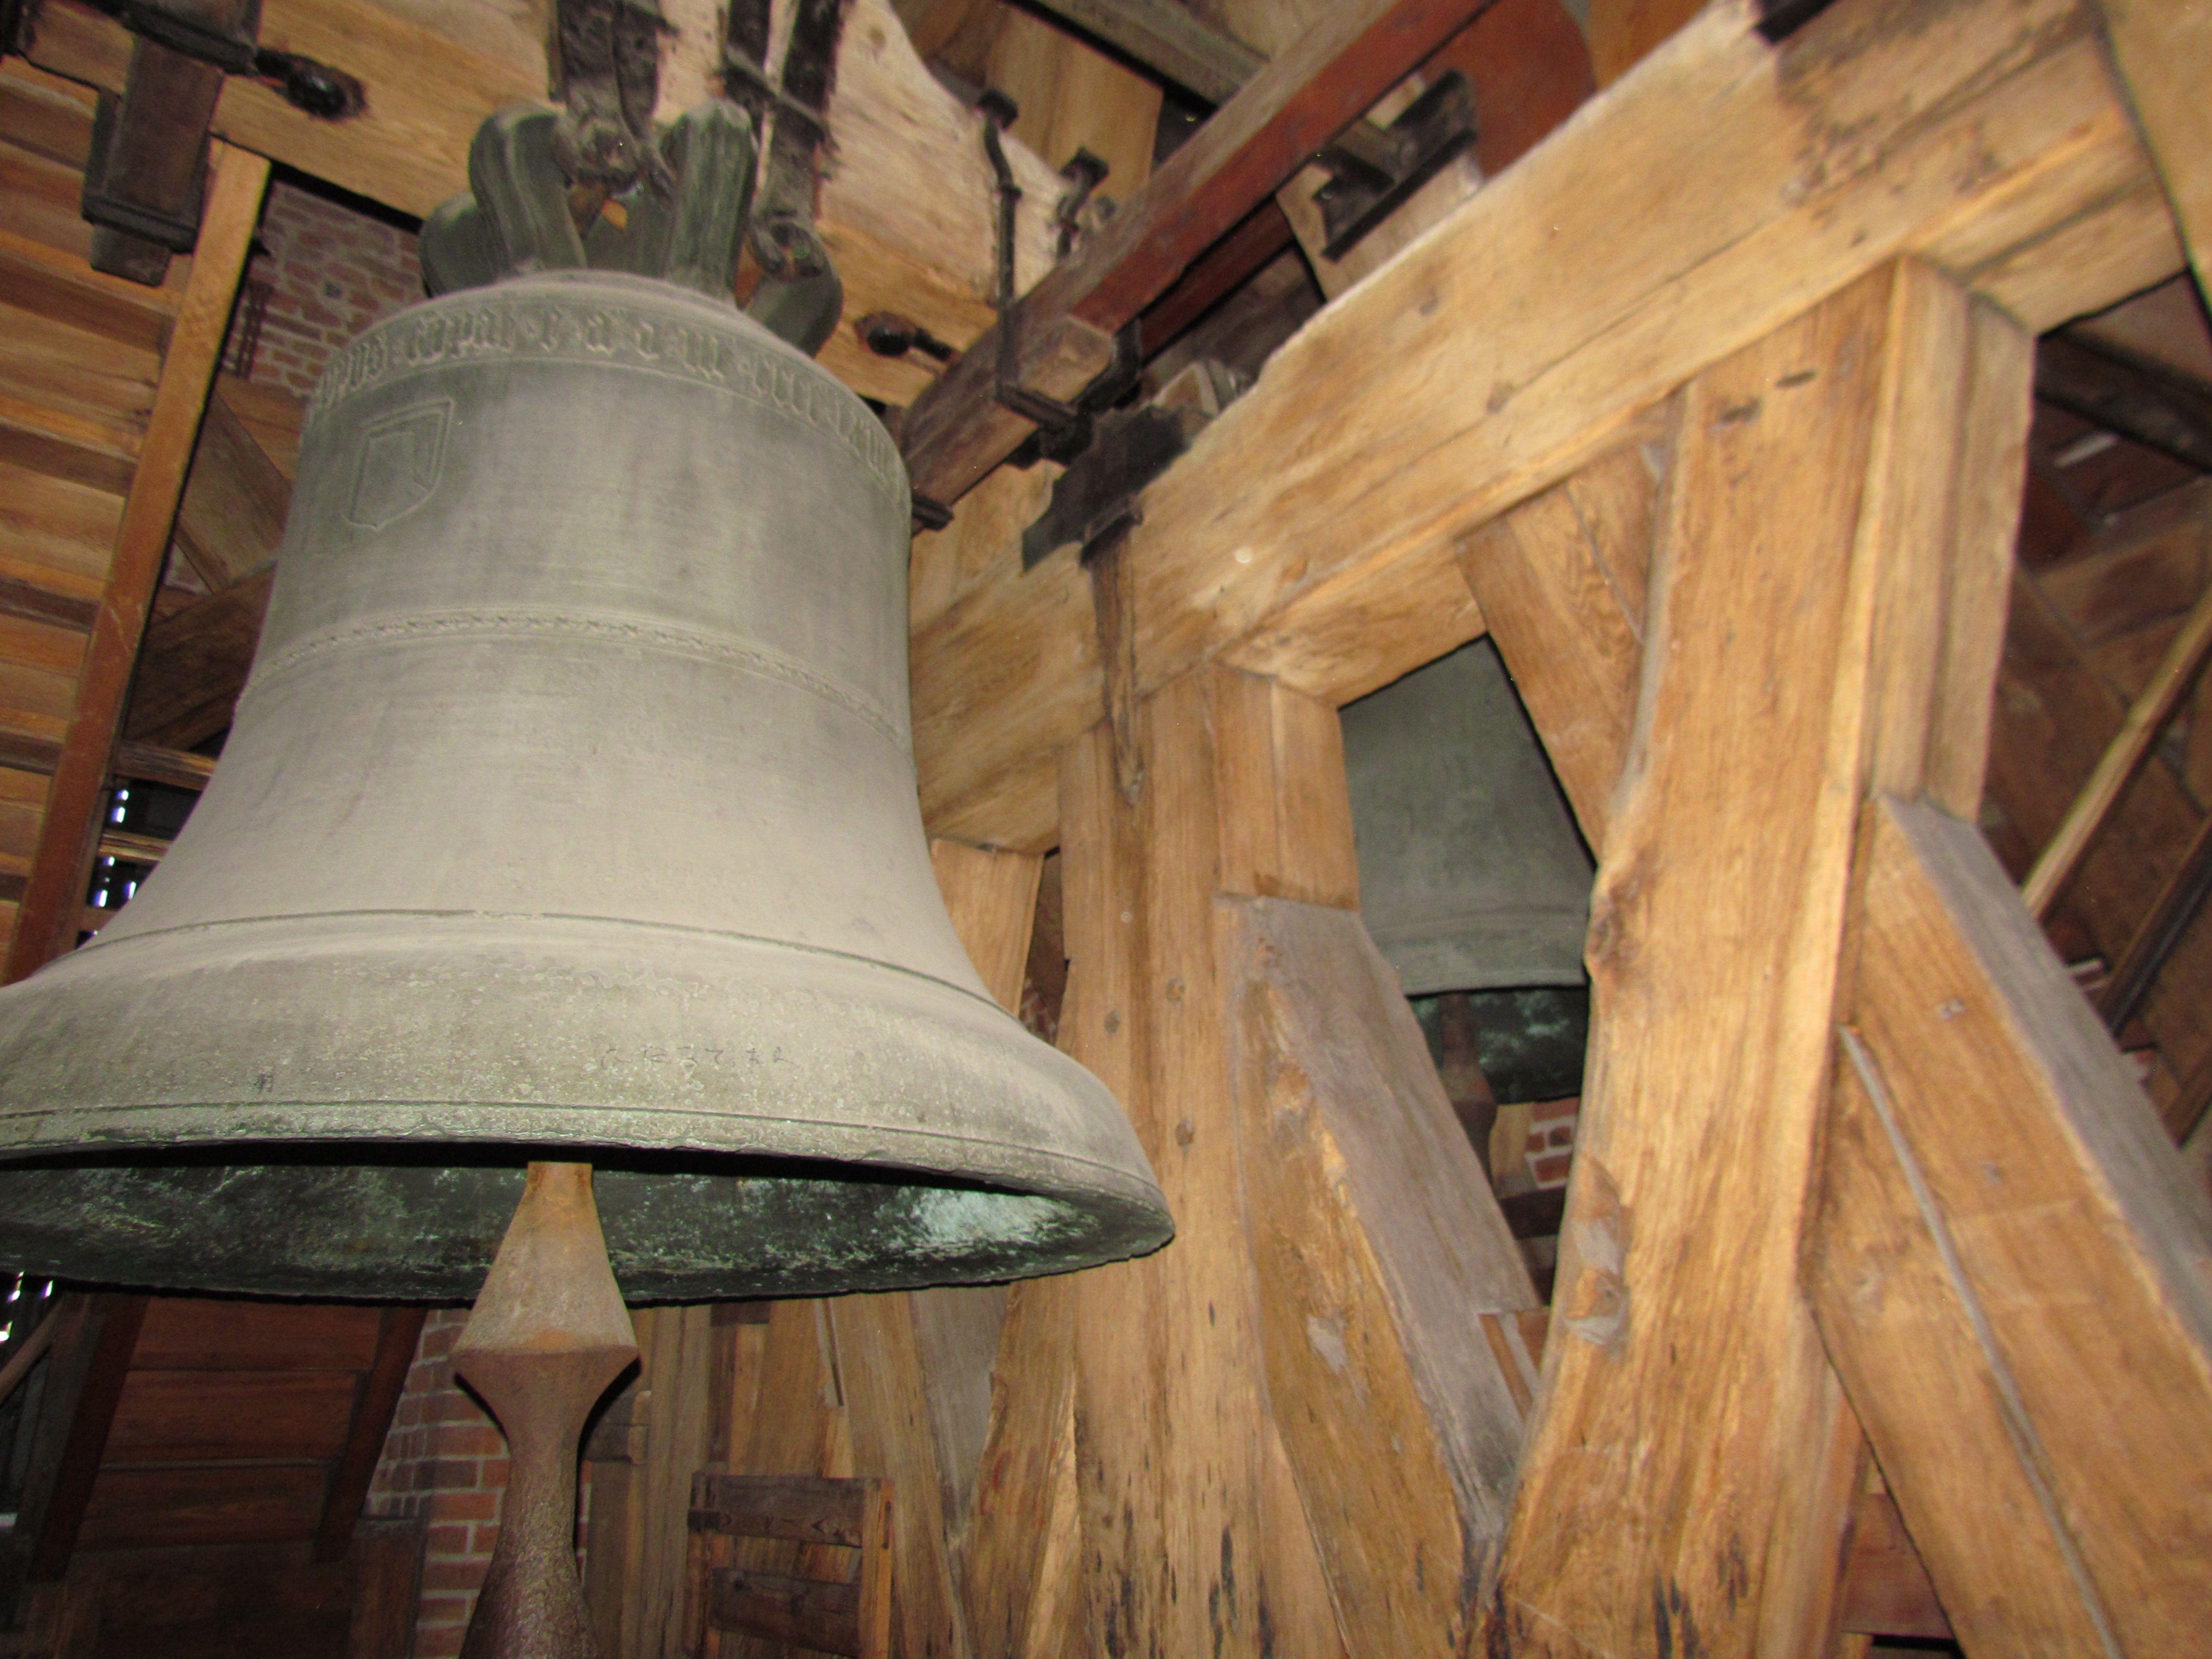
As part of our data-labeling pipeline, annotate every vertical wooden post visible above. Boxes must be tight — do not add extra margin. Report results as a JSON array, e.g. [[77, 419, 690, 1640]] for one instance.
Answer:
[[1046, 663, 1536, 1656], [1487, 258, 2033, 1655], [4, 140, 269, 980]]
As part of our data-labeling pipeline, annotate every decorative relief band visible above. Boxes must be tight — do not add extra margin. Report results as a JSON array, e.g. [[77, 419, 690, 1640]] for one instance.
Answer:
[[310, 288, 906, 502], [242, 608, 907, 747]]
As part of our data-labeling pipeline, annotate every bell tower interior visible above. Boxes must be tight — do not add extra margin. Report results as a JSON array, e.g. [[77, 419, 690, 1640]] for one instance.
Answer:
[[1, 0, 2210, 1655]]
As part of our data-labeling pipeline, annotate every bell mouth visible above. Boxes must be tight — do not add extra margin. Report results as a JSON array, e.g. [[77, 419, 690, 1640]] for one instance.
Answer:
[[0, 913, 1174, 1301], [0, 1141, 1165, 1302]]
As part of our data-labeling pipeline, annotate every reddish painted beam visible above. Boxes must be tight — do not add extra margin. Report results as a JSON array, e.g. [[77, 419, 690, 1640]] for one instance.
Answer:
[[1137, 199, 1298, 357]]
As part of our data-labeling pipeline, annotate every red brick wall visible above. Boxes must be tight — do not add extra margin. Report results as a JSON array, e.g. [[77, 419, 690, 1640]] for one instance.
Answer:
[[366, 1309, 598, 1657], [240, 179, 422, 400], [1526, 1095, 1580, 1188]]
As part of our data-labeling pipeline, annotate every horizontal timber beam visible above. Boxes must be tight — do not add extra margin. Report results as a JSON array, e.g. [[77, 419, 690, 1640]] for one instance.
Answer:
[[910, 0, 2181, 854]]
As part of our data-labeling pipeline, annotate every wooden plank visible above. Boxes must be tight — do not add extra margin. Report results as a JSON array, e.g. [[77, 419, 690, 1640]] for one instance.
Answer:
[[631, 1304, 717, 1659], [714, 1300, 850, 1659], [112, 740, 217, 791], [1487, 260, 2025, 1654], [130, 1299, 382, 1371], [1456, 433, 1664, 851], [826, 1296, 972, 1659], [2089, 0, 2212, 304], [1809, 794, 2212, 1655], [900, 0, 1496, 502], [348, 1518, 429, 1659], [18, 1294, 146, 1582], [1055, 684, 1269, 1656], [958, 1277, 1078, 1658], [1224, 896, 1537, 1652], [102, 1368, 361, 1464], [2, 139, 265, 980], [315, 1305, 428, 1561], [1838, 1493, 1951, 1640], [926, 839, 1043, 1011], [690, 1475, 869, 1547], [172, 379, 291, 589], [0, 457, 123, 599], [705, 1568, 861, 1654], [985, 7, 1161, 206], [73, 1461, 330, 1551], [2022, 580, 2212, 916], [909, 0, 2168, 850], [1055, 666, 1395, 1656], [0, 219, 177, 363], [120, 566, 276, 751]]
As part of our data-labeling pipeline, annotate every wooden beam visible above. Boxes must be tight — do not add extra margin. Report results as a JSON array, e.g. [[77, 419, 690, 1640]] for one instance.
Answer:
[[314, 1307, 427, 1563], [1039, 664, 1531, 1653], [899, 0, 1497, 503], [910, 0, 2173, 852], [1053, 668, 1316, 1656], [2020, 580, 2212, 917], [2089, 0, 2212, 304], [2097, 805, 2212, 1034], [20, 1294, 147, 1582], [824, 1298, 973, 1658], [1807, 794, 2212, 1654], [172, 377, 290, 589], [2036, 331, 2212, 471], [1456, 429, 1665, 852], [1485, 259, 2032, 1654], [2, 139, 265, 981], [111, 741, 216, 791], [1226, 896, 1537, 1648]]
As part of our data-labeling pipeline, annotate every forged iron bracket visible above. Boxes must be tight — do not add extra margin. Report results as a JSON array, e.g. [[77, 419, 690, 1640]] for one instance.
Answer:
[[1018, 401, 1196, 569], [73, 0, 357, 282], [1312, 69, 1474, 262], [1019, 359, 1242, 569], [550, 0, 675, 201], [1053, 146, 1109, 260], [978, 89, 1083, 438]]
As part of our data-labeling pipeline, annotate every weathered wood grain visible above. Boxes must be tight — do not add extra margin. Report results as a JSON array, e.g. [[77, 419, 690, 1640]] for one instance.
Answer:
[[1811, 795, 2212, 1655], [3, 140, 265, 978], [911, 0, 2173, 851], [1487, 259, 2024, 1654], [1225, 896, 1536, 1652], [1456, 433, 1664, 851]]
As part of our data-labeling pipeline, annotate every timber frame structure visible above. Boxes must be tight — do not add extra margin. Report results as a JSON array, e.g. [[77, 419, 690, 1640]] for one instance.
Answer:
[[1, 0, 2209, 1653]]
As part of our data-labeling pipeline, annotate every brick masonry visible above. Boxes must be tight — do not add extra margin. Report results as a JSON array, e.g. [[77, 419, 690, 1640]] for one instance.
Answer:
[[366, 1308, 597, 1658], [1527, 1095, 1579, 1189], [236, 179, 423, 400]]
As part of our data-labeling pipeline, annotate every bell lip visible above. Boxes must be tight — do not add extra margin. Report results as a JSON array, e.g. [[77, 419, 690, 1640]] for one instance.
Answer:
[[0, 1141, 1175, 1303], [0, 909, 1170, 1242], [0, 1102, 1169, 1218]]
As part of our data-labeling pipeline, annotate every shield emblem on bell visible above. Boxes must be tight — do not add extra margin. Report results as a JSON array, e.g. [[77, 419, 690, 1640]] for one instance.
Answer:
[[347, 399, 453, 529]]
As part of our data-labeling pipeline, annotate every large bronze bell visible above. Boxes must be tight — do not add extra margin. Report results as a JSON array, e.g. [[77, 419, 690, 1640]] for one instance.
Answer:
[[0, 173, 1169, 1300], [1341, 640, 1593, 996]]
